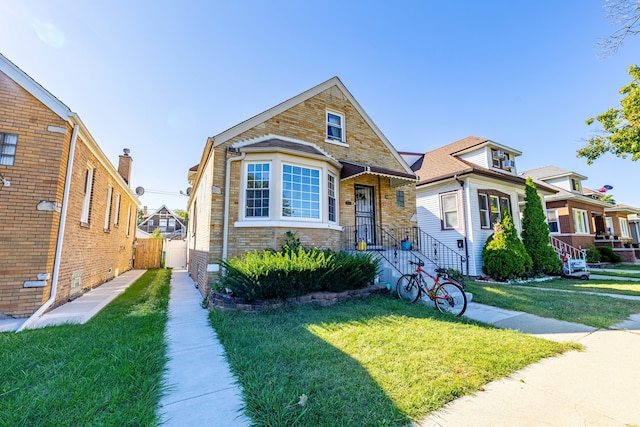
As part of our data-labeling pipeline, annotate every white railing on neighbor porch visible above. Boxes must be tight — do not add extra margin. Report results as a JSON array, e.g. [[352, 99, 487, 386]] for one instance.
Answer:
[[549, 235, 587, 261]]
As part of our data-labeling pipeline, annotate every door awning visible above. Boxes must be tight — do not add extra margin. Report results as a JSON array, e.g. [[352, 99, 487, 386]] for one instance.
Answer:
[[340, 161, 416, 187]]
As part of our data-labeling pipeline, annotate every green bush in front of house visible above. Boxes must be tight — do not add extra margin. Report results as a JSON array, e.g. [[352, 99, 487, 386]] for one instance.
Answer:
[[218, 249, 381, 301], [482, 213, 533, 281], [597, 245, 622, 263]]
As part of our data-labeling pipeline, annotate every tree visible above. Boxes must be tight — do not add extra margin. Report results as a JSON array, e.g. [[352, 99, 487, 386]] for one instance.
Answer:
[[482, 213, 532, 281], [578, 64, 640, 164], [173, 209, 189, 228], [598, 0, 640, 55], [521, 178, 562, 275]]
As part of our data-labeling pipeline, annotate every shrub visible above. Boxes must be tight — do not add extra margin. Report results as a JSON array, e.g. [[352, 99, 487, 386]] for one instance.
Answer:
[[585, 244, 601, 263], [218, 249, 380, 301], [597, 246, 622, 263], [482, 214, 532, 281], [521, 177, 562, 275]]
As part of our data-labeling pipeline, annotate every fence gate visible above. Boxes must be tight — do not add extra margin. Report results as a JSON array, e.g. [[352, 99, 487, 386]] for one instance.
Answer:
[[165, 240, 187, 269], [134, 238, 163, 269]]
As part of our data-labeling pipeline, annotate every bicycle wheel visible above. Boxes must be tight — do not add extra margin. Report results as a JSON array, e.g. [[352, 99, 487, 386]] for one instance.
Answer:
[[433, 281, 467, 316], [396, 274, 420, 303]]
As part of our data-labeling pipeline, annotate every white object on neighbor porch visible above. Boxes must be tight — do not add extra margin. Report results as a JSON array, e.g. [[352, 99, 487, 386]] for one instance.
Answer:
[[207, 264, 220, 272]]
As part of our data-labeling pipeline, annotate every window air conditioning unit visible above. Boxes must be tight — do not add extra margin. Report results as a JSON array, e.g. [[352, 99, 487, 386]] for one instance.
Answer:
[[493, 150, 506, 159], [502, 159, 515, 170]]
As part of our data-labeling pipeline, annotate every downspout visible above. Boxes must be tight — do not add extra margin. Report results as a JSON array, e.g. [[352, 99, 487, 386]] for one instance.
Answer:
[[222, 151, 245, 261], [18, 124, 79, 332], [454, 175, 470, 276]]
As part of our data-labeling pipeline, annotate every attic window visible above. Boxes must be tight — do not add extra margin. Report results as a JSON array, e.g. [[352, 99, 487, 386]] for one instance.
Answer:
[[571, 178, 580, 192], [326, 112, 344, 142]]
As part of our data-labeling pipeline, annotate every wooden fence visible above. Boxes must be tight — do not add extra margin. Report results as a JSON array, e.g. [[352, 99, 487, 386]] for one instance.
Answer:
[[134, 238, 163, 269]]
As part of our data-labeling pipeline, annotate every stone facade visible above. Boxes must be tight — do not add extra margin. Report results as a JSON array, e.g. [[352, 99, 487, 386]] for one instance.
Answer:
[[0, 60, 138, 318]]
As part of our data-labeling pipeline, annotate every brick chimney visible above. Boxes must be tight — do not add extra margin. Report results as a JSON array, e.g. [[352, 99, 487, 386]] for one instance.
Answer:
[[118, 148, 132, 184]]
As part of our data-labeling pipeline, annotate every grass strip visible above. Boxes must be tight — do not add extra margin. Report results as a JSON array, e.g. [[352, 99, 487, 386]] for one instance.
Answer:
[[0, 269, 171, 427], [467, 280, 640, 328], [510, 277, 640, 297], [589, 270, 640, 279], [210, 295, 577, 426], [600, 264, 640, 271]]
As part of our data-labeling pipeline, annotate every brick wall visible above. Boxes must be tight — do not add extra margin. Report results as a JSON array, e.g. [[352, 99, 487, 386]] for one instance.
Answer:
[[0, 70, 137, 317], [188, 84, 416, 292]]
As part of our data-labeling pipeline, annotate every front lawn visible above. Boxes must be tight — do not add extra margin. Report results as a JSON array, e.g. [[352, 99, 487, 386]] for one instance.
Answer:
[[0, 269, 170, 427], [209, 295, 578, 426], [513, 277, 640, 297], [467, 279, 640, 328]]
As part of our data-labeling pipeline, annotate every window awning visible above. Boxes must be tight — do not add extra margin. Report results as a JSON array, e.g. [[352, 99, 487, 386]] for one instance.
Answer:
[[340, 161, 416, 187]]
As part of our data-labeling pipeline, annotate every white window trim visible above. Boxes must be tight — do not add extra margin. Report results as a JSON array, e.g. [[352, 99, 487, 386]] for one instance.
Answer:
[[328, 173, 337, 223], [114, 193, 121, 226], [546, 208, 560, 234], [126, 204, 132, 236], [80, 166, 94, 224], [573, 208, 590, 234], [281, 163, 322, 220], [104, 186, 113, 231], [620, 218, 630, 238], [440, 192, 459, 230], [238, 153, 339, 226], [325, 110, 347, 145]]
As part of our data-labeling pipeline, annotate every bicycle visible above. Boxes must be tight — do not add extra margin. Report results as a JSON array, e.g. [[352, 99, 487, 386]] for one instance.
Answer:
[[396, 260, 467, 316]]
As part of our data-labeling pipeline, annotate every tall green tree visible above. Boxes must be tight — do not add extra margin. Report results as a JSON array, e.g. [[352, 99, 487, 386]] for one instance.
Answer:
[[521, 178, 562, 275], [578, 64, 640, 164]]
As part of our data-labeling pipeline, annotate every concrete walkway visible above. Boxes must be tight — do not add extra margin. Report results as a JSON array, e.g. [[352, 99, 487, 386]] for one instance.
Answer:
[[417, 301, 640, 426], [158, 269, 249, 426]]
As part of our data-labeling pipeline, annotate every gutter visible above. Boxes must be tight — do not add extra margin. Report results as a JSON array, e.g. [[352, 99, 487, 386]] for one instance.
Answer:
[[222, 151, 245, 261], [454, 175, 470, 275], [17, 124, 79, 332]]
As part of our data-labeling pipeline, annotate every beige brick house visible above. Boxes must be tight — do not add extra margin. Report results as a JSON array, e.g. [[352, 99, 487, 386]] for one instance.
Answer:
[[186, 77, 417, 294], [0, 53, 139, 323]]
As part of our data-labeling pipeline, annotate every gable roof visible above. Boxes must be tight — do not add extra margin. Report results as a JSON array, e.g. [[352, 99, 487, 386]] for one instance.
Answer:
[[0, 53, 72, 120], [521, 165, 588, 181], [138, 204, 185, 227], [411, 136, 554, 192]]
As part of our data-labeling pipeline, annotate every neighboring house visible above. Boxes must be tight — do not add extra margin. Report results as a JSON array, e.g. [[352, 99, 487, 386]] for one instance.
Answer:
[[403, 136, 557, 276], [629, 214, 640, 246], [520, 165, 639, 262], [186, 77, 417, 294], [138, 204, 186, 239], [0, 53, 139, 322]]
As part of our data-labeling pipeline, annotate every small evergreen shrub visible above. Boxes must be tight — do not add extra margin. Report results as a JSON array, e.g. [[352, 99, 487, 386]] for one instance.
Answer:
[[218, 249, 380, 301], [597, 246, 622, 263], [482, 214, 532, 281], [585, 244, 601, 263]]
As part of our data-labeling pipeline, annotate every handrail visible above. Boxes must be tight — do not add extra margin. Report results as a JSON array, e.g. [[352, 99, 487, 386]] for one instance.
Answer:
[[341, 225, 466, 276], [549, 236, 587, 260]]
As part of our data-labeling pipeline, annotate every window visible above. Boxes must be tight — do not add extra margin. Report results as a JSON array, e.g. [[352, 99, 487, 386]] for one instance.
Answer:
[[169, 218, 176, 229], [80, 167, 94, 224], [489, 196, 500, 226], [159, 218, 168, 231], [573, 208, 590, 234], [327, 112, 344, 142], [282, 164, 320, 219], [479, 194, 489, 228], [491, 149, 509, 169], [547, 209, 560, 233], [126, 204, 132, 236], [148, 219, 154, 227], [571, 178, 580, 192], [246, 163, 270, 217], [441, 192, 459, 229], [0, 133, 18, 166], [478, 190, 511, 229], [396, 191, 405, 207], [114, 194, 121, 226], [104, 186, 113, 231], [606, 217, 614, 235], [620, 218, 630, 238], [328, 174, 336, 222]]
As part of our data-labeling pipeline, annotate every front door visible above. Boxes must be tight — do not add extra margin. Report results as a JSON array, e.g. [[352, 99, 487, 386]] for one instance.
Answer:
[[355, 185, 376, 245]]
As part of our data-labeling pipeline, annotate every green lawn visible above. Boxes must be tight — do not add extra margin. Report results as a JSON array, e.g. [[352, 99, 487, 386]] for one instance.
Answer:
[[601, 263, 640, 271], [209, 295, 578, 426], [0, 269, 170, 427], [589, 269, 640, 279], [467, 279, 640, 328]]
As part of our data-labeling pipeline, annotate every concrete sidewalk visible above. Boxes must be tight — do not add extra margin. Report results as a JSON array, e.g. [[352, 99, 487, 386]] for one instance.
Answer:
[[158, 269, 249, 426], [416, 301, 640, 426], [0, 269, 146, 332]]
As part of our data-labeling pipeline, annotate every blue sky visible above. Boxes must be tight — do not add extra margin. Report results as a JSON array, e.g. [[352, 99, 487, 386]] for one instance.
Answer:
[[1, 1, 638, 211]]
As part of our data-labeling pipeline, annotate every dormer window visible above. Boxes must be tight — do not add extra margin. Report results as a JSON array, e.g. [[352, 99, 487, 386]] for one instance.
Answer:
[[327, 112, 344, 142], [491, 149, 512, 170], [571, 178, 581, 192]]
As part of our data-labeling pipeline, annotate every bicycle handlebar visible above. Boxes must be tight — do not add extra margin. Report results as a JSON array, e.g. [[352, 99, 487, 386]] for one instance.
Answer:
[[408, 260, 425, 267]]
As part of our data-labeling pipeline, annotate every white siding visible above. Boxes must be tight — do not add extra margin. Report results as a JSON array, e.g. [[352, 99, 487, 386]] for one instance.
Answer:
[[457, 148, 490, 169]]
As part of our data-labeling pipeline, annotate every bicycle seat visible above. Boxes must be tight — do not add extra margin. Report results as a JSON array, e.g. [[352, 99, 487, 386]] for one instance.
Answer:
[[434, 268, 448, 274], [409, 260, 425, 267]]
